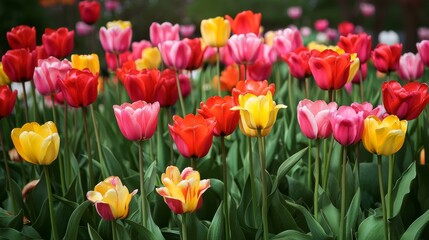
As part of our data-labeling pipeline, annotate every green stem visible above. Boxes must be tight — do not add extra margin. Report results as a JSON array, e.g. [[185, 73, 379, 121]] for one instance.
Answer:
[[44, 166, 58, 240], [387, 155, 394, 219], [304, 77, 310, 99], [112, 221, 118, 240], [90, 104, 106, 179], [328, 89, 334, 103], [322, 137, 334, 190], [149, 138, 154, 162], [216, 47, 221, 96], [314, 140, 320, 220], [287, 72, 294, 114], [166, 108, 175, 165], [175, 71, 186, 116], [377, 155, 389, 240], [221, 136, 230, 240], [0, 124, 17, 214], [191, 157, 197, 170], [30, 81, 39, 121], [307, 139, 312, 189], [115, 54, 122, 103], [21, 81, 29, 122], [64, 104, 71, 186], [339, 146, 347, 240], [257, 130, 269, 240], [41, 96, 46, 122], [181, 213, 188, 240], [138, 141, 147, 227], [157, 115, 162, 165], [82, 107, 94, 189], [243, 64, 247, 81], [51, 94, 66, 196], [248, 137, 257, 224]]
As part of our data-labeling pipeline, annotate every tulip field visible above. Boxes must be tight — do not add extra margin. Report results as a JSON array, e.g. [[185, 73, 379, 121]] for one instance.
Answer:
[[1, 3, 429, 240]]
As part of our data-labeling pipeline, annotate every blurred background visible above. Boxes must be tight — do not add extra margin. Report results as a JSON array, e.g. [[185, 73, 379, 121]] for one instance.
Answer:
[[1, 0, 429, 56]]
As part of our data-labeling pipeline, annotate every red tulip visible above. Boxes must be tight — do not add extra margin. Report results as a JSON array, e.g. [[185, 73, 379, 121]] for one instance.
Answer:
[[247, 60, 273, 81], [116, 60, 138, 84], [382, 80, 429, 120], [225, 10, 261, 35], [338, 33, 372, 63], [198, 95, 240, 136], [309, 50, 351, 90], [179, 73, 191, 98], [59, 69, 99, 108], [232, 79, 275, 104], [371, 43, 402, 73], [1, 49, 35, 82], [105, 51, 133, 71], [42, 27, 74, 59], [169, 114, 215, 158], [158, 40, 191, 70], [155, 69, 179, 107], [123, 69, 160, 103], [338, 21, 355, 36], [79, 0, 101, 25], [0, 85, 17, 118], [6, 25, 36, 50], [183, 38, 206, 71], [282, 47, 312, 80]]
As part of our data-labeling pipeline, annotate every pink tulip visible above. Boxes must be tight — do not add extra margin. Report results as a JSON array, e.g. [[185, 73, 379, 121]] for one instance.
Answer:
[[417, 40, 429, 67], [76, 21, 94, 36], [220, 46, 234, 66], [287, 6, 302, 20], [360, 2, 375, 17], [297, 99, 338, 139], [99, 26, 132, 54], [273, 28, 303, 56], [398, 53, 424, 81], [350, 102, 386, 119], [418, 27, 429, 41], [314, 19, 329, 32], [326, 28, 338, 41], [179, 73, 191, 98], [247, 60, 273, 81], [113, 101, 160, 141], [227, 33, 263, 65], [131, 40, 152, 60], [33, 57, 72, 96], [329, 106, 365, 146], [150, 22, 179, 46], [158, 40, 191, 70], [180, 24, 196, 38]]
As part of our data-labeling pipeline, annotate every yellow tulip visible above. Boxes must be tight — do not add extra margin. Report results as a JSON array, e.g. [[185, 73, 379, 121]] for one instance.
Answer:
[[232, 91, 286, 137], [71, 54, 100, 74], [107, 20, 132, 30], [200, 17, 231, 47], [86, 176, 137, 221], [362, 115, 407, 156], [264, 30, 276, 46], [347, 53, 360, 83], [0, 63, 11, 86], [308, 41, 345, 54], [156, 166, 210, 214], [11, 121, 60, 165], [135, 47, 161, 70]]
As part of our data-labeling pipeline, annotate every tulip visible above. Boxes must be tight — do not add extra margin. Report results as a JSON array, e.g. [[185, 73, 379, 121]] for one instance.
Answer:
[[169, 114, 215, 158], [180, 24, 196, 38], [11, 121, 60, 165], [75, 21, 94, 36], [351, 63, 368, 84], [362, 115, 407, 156], [227, 33, 264, 65], [213, 64, 243, 92], [183, 38, 206, 71], [417, 40, 429, 67], [225, 10, 261, 35], [33, 57, 72, 96], [78, 0, 101, 25], [116, 60, 137, 84], [105, 51, 133, 71], [0, 63, 11, 86], [135, 47, 162, 70], [372, 43, 402, 74], [382, 80, 429, 120], [338, 21, 355, 36], [232, 79, 275, 104], [309, 50, 351, 90], [155, 69, 179, 107], [219, 46, 235, 66], [156, 166, 210, 214], [201, 17, 231, 47], [131, 40, 152, 60], [113, 101, 160, 141], [123, 69, 160, 103], [59, 69, 99, 108], [1, 49, 36, 82], [158, 40, 191, 70], [0, 85, 17, 118], [247, 60, 273, 81], [297, 99, 337, 139], [149, 22, 179, 46], [397, 53, 424, 81], [314, 19, 329, 32], [418, 27, 429, 41], [282, 47, 312, 80], [87, 176, 138, 221], [329, 106, 365, 146], [6, 25, 36, 50], [338, 33, 372, 63], [42, 27, 74, 58], [378, 31, 399, 46], [287, 6, 302, 19], [198, 96, 240, 136], [71, 54, 100, 74], [179, 73, 192, 98], [104, 0, 120, 11], [360, 2, 375, 17], [107, 20, 132, 29], [350, 102, 386, 119], [99, 23, 132, 54], [273, 28, 303, 56]]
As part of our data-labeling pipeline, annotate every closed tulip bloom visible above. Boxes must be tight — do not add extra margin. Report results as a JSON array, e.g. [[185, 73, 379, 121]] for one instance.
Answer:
[[201, 17, 231, 48], [87, 176, 138, 221], [124, 69, 160, 103], [6, 25, 36, 50], [113, 101, 160, 141], [213, 64, 243, 92], [169, 114, 215, 158], [314, 19, 329, 32], [360, 2, 375, 17], [0, 85, 17, 118], [397, 53, 424, 81], [416, 40, 429, 67], [1, 49, 35, 82], [135, 47, 162, 70], [156, 166, 210, 214], [116, 60, 137, 84], [232, 91, 286, 137], [34, 57, 72, 96], [75, 21, 94, 36], [382, 81, 429, 120], [227, 33, 264, 65], [11, 121, 60, 165], [362, 115, 407, 156], [287, 6, 302, 19], [282, 47, 312, 79], [232, 79, 275, 104], [338, 33, 372, 63], [184, 38, 206, 71], [59, 69, 99, 108], [107, 20, 131, 29], [149, 22, 180, 46], [247, 60, 273, 81], [155, 69, 178, 107], [329, 106, 365, 146], [338, 21, 355, 36], [131, 40, 152, 60], [198, 96, 240, 136], [273, 28, 303, 56], [180, 24, 196, 38], [309, 50, 351, 90], [179, 73, 192, 98], [42, 27, 74, 58], [71, 54, 100, 74], [158, 40, 191, 70], [79, 0, 101, 25], [105, 51, 133, 71], [0, 63, 11, 86], [297, 99, 337, 139], [371, 43, 402, 73], [351, 102, 386, 119], [225, 10, 261, 35], [99, 24, 132, 54]]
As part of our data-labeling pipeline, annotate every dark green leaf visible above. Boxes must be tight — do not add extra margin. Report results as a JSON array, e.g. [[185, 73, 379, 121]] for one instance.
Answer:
[[87, 224, 103, 240], [357, 212, 384, 240], [63, 201, 91, 240], [272, 147, 308, 194], [124, 219, 157, 240], [345, 188, 361, 240], [207, 201, 226, 240], [272, 230, 312, 240], [392, 162, 416, 218], [400, 209, 429, 240]]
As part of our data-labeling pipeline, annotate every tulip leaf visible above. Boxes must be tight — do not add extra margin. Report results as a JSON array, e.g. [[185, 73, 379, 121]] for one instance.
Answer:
[[123, 219, 157, 240], [357, 211, 384, 240], [272, 147, 308, 194], [183, 213, 208, 240], [207, 201, 225, 240], [87, 223, 103, 240], [0, 228, 43, 240], [63, 201, 91, 240], [345, 188, 361, 240], [144, 161, 158, 197], [400, 209, 429, 240], [391, 162, 416, 218], [269, 190, 299, 233], [272, 230, 312, 240], [102, 145, 125, 178]]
